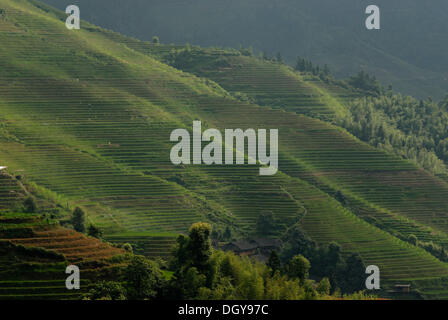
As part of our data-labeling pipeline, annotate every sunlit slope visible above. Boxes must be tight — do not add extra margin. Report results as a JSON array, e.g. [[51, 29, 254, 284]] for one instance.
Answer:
[[131, 45, 448, 243], [0, 0, 228, 235], [0, 174, 126, 300], [0, 211, 126, 300], [1, 0, 448, 286]]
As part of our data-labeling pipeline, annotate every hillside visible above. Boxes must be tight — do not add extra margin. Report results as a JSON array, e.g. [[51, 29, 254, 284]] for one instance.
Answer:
[[0, 173, 127, 300], [40, 0, 448, 100], [2, 0, 448, 299]]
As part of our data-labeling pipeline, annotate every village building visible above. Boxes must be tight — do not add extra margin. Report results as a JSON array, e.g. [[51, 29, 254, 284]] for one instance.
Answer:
[[222, 238, 282, 257]]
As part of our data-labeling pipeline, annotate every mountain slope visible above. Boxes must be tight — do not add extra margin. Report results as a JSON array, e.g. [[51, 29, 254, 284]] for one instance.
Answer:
[[2, 0, 448, 297], [41, 0, 448, 99], [0, 173, 127, 300]]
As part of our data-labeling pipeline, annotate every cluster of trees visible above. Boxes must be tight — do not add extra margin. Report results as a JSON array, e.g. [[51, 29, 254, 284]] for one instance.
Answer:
[[406, 234, 448, 262], [347, 71, 382, 95], [169, 222, 320, 300], [86, 223, 374, 300], [212, 226, 232, 242], [336, 93, 448, 174], [281, 225, 366, 294], [256, 211, 280, 236], [71, 207, 103, 239], [295, 57, 331, 79], [86, 256, 166, 300]]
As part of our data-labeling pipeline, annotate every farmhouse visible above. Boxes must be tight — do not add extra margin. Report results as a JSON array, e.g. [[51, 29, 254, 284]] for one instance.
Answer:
[[222, 238, 282, 257], [223, 240, 258, 256], [394, 284, 411, 293]]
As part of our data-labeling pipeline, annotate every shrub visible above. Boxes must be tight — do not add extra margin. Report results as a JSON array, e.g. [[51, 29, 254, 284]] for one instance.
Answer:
[[23, 197, 37, 213], [87, 224, 103, 239]]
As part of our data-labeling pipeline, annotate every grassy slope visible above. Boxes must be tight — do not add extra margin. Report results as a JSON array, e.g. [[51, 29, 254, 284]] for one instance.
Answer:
[[2, 0, 448, 296]]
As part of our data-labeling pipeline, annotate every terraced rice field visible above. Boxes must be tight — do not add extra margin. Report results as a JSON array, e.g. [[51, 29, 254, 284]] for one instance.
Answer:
[[0, 209, 126, 299], [105, 233, 177, 259], [2, 0, 448, 296]]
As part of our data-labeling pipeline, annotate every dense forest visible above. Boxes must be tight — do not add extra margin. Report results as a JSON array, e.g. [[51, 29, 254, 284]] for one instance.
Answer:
[[339, 93, 448, 175]]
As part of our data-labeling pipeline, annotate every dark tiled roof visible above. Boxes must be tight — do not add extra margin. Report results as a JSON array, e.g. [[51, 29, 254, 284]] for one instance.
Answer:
[[252, 238, 282, 248]]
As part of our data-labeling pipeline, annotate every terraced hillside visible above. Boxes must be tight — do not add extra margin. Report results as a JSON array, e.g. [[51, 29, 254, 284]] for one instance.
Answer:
[[135, 45, 448, 246], [2, 0, 448, 297], [0, 172, 127, 300]]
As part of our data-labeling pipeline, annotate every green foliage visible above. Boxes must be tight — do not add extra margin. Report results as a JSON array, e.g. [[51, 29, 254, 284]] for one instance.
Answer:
[[124, 256, 165, 300], [256, 211, 276, 235], [121, 243, 133, 253], [276, 52, 283, 64], [238, 45, 253, 57], [267, 250, 281, 275], [342, 290, 378, 300], [223, 226, 232, 241], [286, 255, 310, 283], [170, 223, 329, 300], [71, 207, 85, 233], [281, 225, 317, 262], [15, 243, 65, 261], [417, 240, 448, 262], [348, 71, 381, 95], [408, 234, 418, 246], [88, 224, 103, 239], [337, 93, 448, 174], [23, 197, 37, 213], [281, 227, 366, 294], [152, 36, 160, 44], [295, 56, 330, 79], [188, 222, 213, 271], [86, 281, 126, 300], [316, 277, 331, 296], [341, 254, 366, 293]]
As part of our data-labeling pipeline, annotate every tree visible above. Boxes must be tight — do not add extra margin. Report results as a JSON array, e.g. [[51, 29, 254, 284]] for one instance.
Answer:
[[125, 256, 164, 300], [295, 57, 306, 71], [281, 225, 316, 262], [88, 224, 103, 239], [267, 250, 281, 275], [23, 197, 37, 213], [262, 51, 269, 60], [87, 281, 126, 300], [335, 190, 347, 205], [256, 211, 275, 235], [188, 222, 213, 271], [223, 226, 232, 240], [286, 255, 310, 283], [183, 267, 206, 298], [408, 234, 418, 246], [316, 277, 331, 296], [72, 207, 86, 233], [341, 253, 366, 293], [276, 52, 283, 64], [152, 36, 160, 44], [121, 243, 133, 253]]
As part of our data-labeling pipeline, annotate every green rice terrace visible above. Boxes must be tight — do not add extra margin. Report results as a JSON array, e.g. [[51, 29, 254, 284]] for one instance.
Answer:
[[2, 0, 448, 299], [0, 174, 126, 300]]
